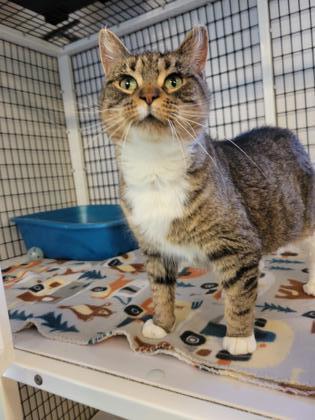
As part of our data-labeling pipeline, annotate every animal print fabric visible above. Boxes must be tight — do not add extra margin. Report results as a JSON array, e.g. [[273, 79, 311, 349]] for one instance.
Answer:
[[3, 249, 315, 396]]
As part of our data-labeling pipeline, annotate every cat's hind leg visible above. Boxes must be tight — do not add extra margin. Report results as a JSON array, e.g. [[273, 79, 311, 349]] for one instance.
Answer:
[[303, 233, 315, 296], [142, 254, 177, 339]]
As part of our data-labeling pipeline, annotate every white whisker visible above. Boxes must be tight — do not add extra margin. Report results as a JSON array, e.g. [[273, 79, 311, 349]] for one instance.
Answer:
[[121, 121, 132, 150], [102, 116, 125, 131], [195, 139, 227, 185], [173, 116, 226, 184], [172, 116, 197, 142], [179, 109, 209, 117], [226, 139, 266, 177], [168, 119, 187, 169], [107, 120, 125, 139], [100, 106, 124, 112], [80, 121, 104, 131], [172, 113, 207, 128]]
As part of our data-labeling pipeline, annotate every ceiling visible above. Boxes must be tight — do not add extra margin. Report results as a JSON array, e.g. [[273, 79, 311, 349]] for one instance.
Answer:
[[0, 0, 173, 47]]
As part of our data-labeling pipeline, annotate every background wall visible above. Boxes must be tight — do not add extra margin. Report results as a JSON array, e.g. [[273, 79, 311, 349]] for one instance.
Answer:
[[0, 40, 76, 260]]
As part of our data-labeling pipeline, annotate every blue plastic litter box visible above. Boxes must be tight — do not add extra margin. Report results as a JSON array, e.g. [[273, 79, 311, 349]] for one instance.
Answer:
[[12, 205, 138, 261]]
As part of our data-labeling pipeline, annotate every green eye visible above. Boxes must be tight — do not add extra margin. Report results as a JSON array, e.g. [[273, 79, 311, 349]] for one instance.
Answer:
[[164, 74, 183, 91], [119, 76, 137, 92]]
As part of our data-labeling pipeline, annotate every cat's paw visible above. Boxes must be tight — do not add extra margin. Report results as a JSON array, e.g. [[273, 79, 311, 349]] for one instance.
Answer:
[[303, 281, 315, 296], [223, 334, 256, 355], [142, 319, 168, 339]]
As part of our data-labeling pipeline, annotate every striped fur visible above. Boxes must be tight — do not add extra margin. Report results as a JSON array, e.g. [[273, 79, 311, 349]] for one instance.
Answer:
[[99, 27, 315, 350]]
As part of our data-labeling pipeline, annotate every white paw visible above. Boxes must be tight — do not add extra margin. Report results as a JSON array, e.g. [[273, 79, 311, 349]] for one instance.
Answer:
[[142, 319, 168, 339], [303, 282, 315, 296], [258, 259, 265, 272], [223, 334, 256, 355]]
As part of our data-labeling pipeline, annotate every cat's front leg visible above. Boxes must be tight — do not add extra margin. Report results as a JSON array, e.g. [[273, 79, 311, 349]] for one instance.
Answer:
[[212, 253, 260, 355], [142, 253, 178, 339]]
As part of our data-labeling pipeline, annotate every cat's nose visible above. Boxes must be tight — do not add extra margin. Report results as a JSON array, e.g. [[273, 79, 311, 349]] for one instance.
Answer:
[[139, 87, 160, 105]]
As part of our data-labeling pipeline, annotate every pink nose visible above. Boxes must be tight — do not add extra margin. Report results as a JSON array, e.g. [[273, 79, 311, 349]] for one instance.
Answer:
[[139, 87, 160, 105]]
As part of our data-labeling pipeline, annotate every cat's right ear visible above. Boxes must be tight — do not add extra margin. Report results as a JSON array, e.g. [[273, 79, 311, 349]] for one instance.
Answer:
[[99, 29, 130, 75]]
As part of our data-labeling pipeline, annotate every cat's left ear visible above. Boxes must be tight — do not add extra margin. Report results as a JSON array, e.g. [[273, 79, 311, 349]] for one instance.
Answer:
[[99, 29, 130, 75], [177, 26, 208, 73]]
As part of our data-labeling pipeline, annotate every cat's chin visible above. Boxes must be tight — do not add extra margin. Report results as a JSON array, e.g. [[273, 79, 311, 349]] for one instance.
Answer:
[[137, 114, 167, 129]]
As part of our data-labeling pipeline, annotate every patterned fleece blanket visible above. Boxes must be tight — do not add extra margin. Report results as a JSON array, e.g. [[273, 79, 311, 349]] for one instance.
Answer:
[[3, 249, 315, 396]]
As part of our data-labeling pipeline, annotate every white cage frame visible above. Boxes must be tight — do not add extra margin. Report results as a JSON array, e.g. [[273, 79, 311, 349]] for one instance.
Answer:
[[1, 0, 315, 418]]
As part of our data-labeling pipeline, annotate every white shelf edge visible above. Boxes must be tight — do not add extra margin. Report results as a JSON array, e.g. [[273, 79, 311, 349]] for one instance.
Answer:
[[4, 349, 264, 420]]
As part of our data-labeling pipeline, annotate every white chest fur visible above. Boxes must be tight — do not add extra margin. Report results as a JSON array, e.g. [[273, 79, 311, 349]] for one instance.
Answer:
[[120, 129, 203, 262]]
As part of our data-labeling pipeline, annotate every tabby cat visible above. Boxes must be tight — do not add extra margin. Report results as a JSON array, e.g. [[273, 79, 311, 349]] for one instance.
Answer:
[[98, 26, 315, 354]]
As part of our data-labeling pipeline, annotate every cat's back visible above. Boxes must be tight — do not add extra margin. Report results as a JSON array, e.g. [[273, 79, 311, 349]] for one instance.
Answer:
[[216, 126, 313, 177], [215, 126, 315, 251]]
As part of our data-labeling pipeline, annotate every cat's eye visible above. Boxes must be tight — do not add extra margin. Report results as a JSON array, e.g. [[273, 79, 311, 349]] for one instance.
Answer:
[[164, 73, 183, 92], [118, 76, 137, 93]]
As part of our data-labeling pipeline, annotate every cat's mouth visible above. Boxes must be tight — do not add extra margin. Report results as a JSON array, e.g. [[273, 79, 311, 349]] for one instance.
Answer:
[[143, 115, 158, 123], [137, 113, 166, 127]]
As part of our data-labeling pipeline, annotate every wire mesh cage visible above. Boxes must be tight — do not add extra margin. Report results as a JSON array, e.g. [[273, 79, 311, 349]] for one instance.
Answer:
[[1, 0, 315, 417], [0, 0, 176, 47], [0, 39, 76, 260], [18, 382, 98, 420], [269, 0, 315, 158]]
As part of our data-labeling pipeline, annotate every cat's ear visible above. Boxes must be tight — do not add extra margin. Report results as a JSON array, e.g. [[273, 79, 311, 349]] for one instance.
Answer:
[[99, 29, 130, 75], [177, 26, 208, 73]]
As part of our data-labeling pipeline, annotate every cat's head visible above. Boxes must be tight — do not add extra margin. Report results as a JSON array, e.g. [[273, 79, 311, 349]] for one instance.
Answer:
[[99, 26, 209, 145]]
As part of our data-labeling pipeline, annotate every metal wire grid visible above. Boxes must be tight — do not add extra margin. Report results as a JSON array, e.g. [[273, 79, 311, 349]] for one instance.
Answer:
[[0, 0, 175, 47], [270, 0, 315, 160], [71, 47, 120, 205], [204, 0, 264, 140], [18, 382, 98, 420], [0, 40, 76, 260], [71, 0, 264, 203], [122, 0, 264, 141]]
